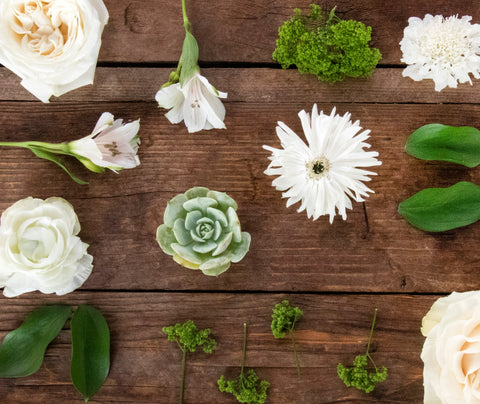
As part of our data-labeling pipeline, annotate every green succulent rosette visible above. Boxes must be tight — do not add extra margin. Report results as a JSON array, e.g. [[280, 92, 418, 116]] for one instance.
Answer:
[[156, 187, 251, 276]]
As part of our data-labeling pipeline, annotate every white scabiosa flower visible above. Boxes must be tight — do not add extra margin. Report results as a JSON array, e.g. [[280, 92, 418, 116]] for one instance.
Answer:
[[156, 72, 227, 133], [263, 105, 381, 223], [69, 112, 141, 171], [400, 14, 480, 91]]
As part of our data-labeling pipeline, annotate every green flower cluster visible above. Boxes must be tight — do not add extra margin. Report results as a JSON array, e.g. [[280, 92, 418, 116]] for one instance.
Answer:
[[273, 5, 382, 82], [156, 187, 251, 276]]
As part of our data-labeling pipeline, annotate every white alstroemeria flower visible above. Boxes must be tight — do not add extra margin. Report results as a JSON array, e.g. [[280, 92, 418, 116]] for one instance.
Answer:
[[156, 72, 227, 133], [400, 14, 480, 91], [421, 291, 480, 404], [0, 197, 93, 297], [69, 112, 141, 171], [0, 0, 109, 102], [263, 105, 381, 223]]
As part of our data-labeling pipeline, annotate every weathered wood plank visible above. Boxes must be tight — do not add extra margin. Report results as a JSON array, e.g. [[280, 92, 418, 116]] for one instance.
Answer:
[[0, 292, 431, 403], [98, 0, 480, 65], [1, 67, 480, 103], [0, 102, 478, 293]]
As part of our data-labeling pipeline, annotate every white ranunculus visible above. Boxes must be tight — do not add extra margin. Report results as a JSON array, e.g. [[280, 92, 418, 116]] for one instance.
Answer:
[[0, 0, 109, 102], [155, 72, 227, 133], [421, 291, 480, 403], [0, 197, 93, 297]]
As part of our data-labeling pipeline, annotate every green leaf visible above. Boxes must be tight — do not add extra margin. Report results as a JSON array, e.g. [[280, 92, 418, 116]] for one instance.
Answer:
[[29, 146, 88, 184], [406, 124, 480, 167], [0, 304, 72, 377], [398, 181, 480, 232], [71, 305, 110, 402], [179, 31, 200, 85]]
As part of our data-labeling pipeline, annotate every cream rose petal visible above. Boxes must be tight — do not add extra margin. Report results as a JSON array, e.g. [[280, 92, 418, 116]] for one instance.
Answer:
[[0, 0, 109, 102], [422, 291, 480, 404], [0, 197, 93, 297]]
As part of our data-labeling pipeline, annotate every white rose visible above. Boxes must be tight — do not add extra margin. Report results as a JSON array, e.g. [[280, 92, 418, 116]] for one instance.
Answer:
[[0, 197, 93, 297], [421, 291, 480, 403], [0, 0, 109, 102]]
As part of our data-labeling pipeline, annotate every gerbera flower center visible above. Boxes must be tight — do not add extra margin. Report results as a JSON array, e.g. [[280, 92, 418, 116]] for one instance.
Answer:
[[306, 157, 330, 180]]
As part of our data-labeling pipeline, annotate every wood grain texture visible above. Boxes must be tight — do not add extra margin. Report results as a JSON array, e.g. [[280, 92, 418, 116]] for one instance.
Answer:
[[0, 292, 432, 403], [0, 0, 479, 402], [1, 67, 480, 103], [98, 0, 480, 64], [0, 102, 478, 293]]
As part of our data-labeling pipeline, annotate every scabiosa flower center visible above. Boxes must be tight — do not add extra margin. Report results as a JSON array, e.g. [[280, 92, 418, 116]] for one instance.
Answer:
[[306, 156, 330, 180], [422, 21, 472, 64]]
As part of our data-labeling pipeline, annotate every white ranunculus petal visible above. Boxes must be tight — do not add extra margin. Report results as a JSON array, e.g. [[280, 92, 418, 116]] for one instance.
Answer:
[[422, 291, 480, 404], [0, 0, 109, 102], [0, 197, 93, 297]]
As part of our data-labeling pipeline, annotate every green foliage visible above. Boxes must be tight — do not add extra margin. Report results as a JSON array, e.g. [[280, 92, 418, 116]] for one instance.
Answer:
[[337, 355, 387, 394], [218, 323, 269, 404], [405, 124, 480, 167], [0, 305, 72, 377], [218, 369, 270, 404], [271, 300, 303, 339], [163, 320, 216, 353], [273, 4, 381, 82], [337, 309, 387, 393], [398, 182, 480, 232], [71, 305, 110, 402]]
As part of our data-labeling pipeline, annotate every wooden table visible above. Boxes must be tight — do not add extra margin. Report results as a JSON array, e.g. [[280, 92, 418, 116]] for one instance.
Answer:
[[1, 0, 479, 402]]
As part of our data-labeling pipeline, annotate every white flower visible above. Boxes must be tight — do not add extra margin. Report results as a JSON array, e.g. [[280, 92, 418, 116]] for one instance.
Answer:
[[421, 291, 480, 404], [0, 0, 109, 102], [0, 197, 93, 297], [155, 72, 227, 133], [69, 112, 141, 171], [263, 105, 381, 223], [400, 14, 480, 91]]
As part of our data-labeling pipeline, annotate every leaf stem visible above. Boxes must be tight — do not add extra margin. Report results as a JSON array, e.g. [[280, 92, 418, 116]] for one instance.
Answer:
[[179, 348, 186, 404], [240, 322, 247, 378], [0, 141, 71, 155]]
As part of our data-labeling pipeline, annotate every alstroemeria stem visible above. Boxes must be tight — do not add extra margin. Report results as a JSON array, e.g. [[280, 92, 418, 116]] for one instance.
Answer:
[[181, 0, 190, 31], [0, 141, 71, 155]]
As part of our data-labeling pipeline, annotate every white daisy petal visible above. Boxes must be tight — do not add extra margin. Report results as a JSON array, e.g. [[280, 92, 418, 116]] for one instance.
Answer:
[[263, 105, 381, 223], [400, 14, 480, 91]]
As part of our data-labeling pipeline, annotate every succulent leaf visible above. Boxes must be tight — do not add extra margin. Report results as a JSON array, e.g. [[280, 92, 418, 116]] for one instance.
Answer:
[[157, 187, 251, 276]]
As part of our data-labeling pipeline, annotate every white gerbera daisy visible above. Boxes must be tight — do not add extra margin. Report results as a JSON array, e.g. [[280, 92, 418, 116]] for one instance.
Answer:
[[400, 14, 480, 91], [263, 105, 381, 223]]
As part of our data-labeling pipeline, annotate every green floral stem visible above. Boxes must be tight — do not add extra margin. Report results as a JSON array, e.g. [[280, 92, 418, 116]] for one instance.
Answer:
[[365, 308, 378, 368], [0, 141, 71, 155], [179, 348, 187, 404], [290, 330, 301, 380], [181, 0, 190, 31], [240, 322, 247, 378]]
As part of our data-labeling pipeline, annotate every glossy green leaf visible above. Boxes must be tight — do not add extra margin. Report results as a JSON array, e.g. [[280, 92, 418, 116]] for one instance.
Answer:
[[405, 124, 480, 167], [398, 182, 480, 232], [0, 304, 72, 377], [71, 305, 110, 402]]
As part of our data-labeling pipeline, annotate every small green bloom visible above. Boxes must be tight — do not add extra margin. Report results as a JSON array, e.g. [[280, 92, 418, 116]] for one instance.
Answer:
[[156, 187, 251, 276]]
